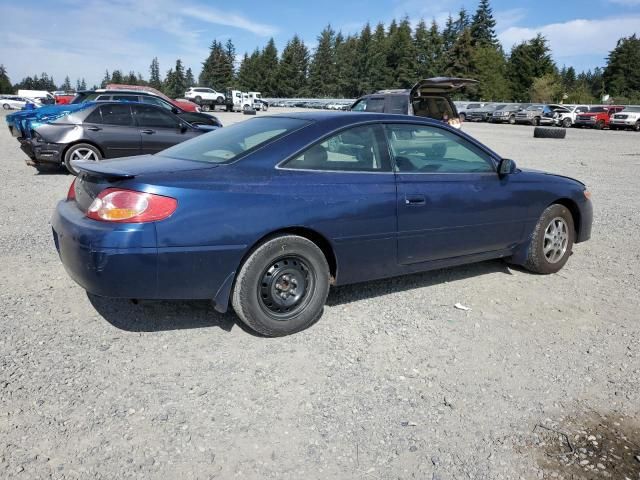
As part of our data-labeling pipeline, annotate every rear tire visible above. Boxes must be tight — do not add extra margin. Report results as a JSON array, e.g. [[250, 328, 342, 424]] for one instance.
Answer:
[[232, 235, 330, 337], [534, 127, 566, 139], [524, 204, 575, 274], [194, 95, 202, 104], [63, 143, 102, 175]]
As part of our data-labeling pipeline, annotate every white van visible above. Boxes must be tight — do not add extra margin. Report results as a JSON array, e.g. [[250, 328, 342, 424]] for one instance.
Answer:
[[18, 90, 55, 105]]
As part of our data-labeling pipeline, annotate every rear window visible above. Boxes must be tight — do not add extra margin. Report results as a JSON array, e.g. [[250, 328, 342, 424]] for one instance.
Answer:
[[157, 117, 311, 164]]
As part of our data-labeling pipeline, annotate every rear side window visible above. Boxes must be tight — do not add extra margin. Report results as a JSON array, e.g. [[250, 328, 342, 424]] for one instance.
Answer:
[[141, 95, 170, 109], [387, 95, 409, 114], [112, 95, 138, 102], [284, 125, 388, 172], [134, 105, 180, 128], [158, 117, 310, 164], [87, 104, 133, 126], [351, 97, 385, 113]]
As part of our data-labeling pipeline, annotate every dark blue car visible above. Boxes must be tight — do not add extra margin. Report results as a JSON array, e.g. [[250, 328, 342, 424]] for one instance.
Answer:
[[52, 112, 592, 336]]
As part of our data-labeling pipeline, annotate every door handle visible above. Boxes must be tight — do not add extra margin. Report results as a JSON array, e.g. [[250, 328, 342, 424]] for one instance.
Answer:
[[405, 194, 426, 206], [141, 129, 155, 134], [86, 126, 101, 131]]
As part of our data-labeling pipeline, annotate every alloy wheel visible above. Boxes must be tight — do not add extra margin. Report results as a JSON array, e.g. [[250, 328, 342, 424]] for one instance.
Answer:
[[543, 217, 569, 263], [70, 148, 98, 161]]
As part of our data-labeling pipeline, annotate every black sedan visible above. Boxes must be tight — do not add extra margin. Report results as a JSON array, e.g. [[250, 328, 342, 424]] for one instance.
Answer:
[[22, 102, 217, 174]]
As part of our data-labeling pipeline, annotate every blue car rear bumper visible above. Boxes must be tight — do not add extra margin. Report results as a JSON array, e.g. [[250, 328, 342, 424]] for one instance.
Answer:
[[51, 200, 245, 305]]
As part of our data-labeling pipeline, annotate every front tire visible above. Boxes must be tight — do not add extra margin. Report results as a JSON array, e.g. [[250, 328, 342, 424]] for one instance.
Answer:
[[595, 120, 605, 130], [524, 204, 575, 274], [562, 117, 572, 128], [508, 114, 516, 125], [232, 235, 330, 337], [634, 121, 640, 132], [63, 143, 102, 175]]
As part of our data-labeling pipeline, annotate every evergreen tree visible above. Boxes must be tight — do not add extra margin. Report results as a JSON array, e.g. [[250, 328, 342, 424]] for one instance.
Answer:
[[308, 25, 338, 97], [79, 78, 86, 90], [100, 70, 111, 88], [185, 68, 195, 88], [237, 49, 261, 91], [507, 34, 555, 101], [603, 34, 640, 99], [149, 57, 162, 89], [0, 65, 12, 94], [356, 23, 374, 94], [259, 38, 279, 95], [61, 76, 72, 91], [470, 0, 498, 46], [200, 40, 234, 89], [561, 66, 577, 92], [111, 70, 124, 84], [472, 45, 510, 100], [529, 73, 563, 103], [125, 71, 138, 85], [455, 8, 471, 35], [225, 39, 237, 85], [164, 59, 186, 98], [335, 34, 360, 97], [445, 28, 474, 79], [415, 19, 444, 79], [276, 35, 310, 97], [369, 22, 392, 90], [387, 17, 416, 88], [442, 15, 457, 53]]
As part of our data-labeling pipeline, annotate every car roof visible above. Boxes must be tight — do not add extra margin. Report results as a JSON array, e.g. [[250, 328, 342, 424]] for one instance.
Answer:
[[260, 111, 457, 127]]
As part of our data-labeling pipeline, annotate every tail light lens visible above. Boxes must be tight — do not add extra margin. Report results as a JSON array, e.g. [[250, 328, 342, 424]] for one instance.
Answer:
[[86, 188, 177, 223], [67, 179, 76, 201]]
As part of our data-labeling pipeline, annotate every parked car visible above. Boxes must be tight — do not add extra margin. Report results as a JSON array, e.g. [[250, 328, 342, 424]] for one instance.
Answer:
[[107, 84, 202, 113], [1, 96, 35, 110], [455, 102, 485, 122], [18, 89, 56, 105], [489, 104, 530, 124], [72, 90, 222, 127], [351, 77, 477, 129], [465, 103, 508, 122], [574, 105, 626, 129], [609, 106, 640, 131], [52, 112, 592, 337], [12, 101, 217, 174], [184, 87, 226, 110], [514, 105, 555, 126], [549, 104, 590, 128]]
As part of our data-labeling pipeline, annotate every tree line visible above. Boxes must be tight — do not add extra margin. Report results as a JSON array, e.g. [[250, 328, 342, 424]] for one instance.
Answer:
[[1, 0, 639, 103]]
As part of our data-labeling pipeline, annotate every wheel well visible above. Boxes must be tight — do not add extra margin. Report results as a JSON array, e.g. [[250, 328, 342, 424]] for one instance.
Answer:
[[243, 227, 338, 283], [62, 140, 104, 161], [552, 198, 581, 236]]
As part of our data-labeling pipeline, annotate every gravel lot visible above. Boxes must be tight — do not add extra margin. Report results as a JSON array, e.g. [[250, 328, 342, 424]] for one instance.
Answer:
[[1, 108, 639, 479]]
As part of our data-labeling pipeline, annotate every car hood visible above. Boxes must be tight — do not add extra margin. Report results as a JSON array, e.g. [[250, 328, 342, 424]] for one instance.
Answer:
[[73, 155, 219, 179], [520, 168, 585, 186], [6, 102, 95, 138], [410, 77, 478, 96]]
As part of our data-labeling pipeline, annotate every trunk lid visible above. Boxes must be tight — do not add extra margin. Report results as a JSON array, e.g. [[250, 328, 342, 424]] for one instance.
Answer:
[[410, 77, 478, 97]]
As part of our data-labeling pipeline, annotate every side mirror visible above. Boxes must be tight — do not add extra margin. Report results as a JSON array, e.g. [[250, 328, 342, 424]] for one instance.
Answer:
[[179, 123, 189, 133], [171, 107, 179, 114], [498, 158, 517, 177]]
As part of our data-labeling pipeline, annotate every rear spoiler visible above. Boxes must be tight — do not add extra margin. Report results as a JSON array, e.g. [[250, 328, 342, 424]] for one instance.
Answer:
[[73, 160, 135, 179]]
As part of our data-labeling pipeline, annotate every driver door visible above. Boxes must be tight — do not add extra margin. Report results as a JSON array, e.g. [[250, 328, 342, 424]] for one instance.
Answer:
[[386, 123, 527, 264]]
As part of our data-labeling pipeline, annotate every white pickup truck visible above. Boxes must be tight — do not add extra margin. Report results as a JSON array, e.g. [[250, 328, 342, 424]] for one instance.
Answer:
[[184, 87, 226, 111], [549, 104, 590, 128]]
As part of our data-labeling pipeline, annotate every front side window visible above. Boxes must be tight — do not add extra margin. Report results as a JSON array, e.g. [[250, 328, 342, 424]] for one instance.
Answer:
[[158, 117, 310, 164], [284, 125, 387, 172], [93, 104, 133, 126], [134, 105, 180, 128], [385, 124, 494, 173]]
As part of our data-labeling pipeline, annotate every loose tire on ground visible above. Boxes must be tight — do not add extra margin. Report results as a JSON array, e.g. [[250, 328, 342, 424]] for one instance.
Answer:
[[2, 103, 10, 110], [63, 143, 102, 175], [231, 235, 331, 337], [524, 204, 575, 274], [534, 127, 567, 139]]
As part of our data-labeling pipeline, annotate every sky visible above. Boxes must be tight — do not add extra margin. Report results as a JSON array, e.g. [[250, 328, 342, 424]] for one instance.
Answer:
[[1, 0, 639, 88]]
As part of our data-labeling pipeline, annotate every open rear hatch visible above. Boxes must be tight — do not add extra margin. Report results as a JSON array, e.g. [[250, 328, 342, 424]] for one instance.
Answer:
[[410, 77, 478, 97]]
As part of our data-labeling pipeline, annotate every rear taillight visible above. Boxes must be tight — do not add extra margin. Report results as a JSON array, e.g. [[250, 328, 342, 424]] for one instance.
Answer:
[[67, 179, 76, 201], [86, 188, 177, 223]]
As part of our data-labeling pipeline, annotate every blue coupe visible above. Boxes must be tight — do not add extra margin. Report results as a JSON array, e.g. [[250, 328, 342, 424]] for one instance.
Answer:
[[52, 112, 593, 336]]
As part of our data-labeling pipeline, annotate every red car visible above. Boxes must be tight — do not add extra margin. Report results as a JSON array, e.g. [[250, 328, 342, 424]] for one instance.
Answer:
[[106, 84, 202, 112], [574, 105, 625, 129], [54, 94, 75, 105]]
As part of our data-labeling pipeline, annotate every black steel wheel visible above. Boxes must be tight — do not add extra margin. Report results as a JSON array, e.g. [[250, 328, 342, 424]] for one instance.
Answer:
[[232, 235, 330, 336]]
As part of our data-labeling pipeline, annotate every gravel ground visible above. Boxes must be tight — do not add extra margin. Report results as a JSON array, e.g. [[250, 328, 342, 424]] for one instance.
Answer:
[[1, 108, 639, 479]]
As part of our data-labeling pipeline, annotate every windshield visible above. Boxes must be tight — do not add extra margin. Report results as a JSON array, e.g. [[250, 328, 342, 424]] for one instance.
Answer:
[[526, 105, 544, 111], [157, 117, 311, 164], [589, 107, 607, 113], [621, 106, 640, 112], [71, 92, 100, 104], [491, 104, 507, 110]]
